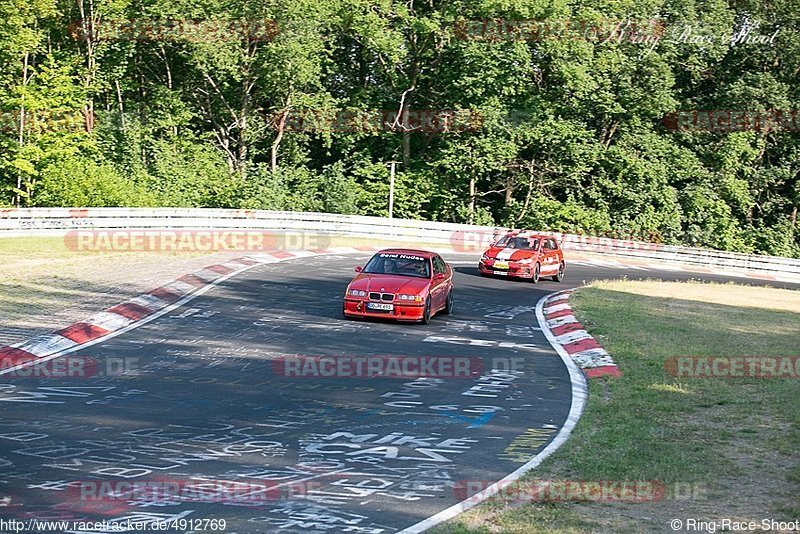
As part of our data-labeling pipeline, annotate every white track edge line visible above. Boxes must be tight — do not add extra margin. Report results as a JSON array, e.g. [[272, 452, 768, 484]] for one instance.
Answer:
[[396, 291, 589, 533], [0, 251, 356, 376]]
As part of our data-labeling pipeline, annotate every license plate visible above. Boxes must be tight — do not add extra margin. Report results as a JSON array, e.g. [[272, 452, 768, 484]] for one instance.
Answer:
[[493, 261, 509, 270], [367, 302, 394, 311]]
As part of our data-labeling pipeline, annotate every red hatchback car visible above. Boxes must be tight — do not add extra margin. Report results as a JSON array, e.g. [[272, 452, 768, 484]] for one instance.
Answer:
[[478, 231, 565, 283], [343, 249, 454, 324]]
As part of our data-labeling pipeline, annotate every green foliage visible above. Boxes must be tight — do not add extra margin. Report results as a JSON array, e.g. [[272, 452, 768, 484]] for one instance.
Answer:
[[679, 184, 751, 252], [511, 196, 612, 235], [233, 165, 291, 211], [137, 139, 237, 207], [31, 156, 155, 206], [0, 0, 797, 257]]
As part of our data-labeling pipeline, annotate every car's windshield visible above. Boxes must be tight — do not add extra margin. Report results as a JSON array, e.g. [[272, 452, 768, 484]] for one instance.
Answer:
[[495, 236, 539, 250], [363, 253, 431, 278]]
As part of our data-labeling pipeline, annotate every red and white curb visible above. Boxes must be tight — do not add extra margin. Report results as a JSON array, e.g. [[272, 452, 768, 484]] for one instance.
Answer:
[[0, 247, 375, 376], [398, 292, 589, 533], [539, 289, 621, 379]]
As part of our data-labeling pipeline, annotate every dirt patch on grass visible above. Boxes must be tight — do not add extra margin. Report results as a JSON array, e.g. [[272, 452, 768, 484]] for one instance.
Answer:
[[591, 279, 800, 313], [0, 243, 246, 345]]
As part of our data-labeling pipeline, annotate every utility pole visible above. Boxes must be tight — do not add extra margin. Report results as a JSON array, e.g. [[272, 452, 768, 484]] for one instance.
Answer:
[[388, 161, 396, 219]]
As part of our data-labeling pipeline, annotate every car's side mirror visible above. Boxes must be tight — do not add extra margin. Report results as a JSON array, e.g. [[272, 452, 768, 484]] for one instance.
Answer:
[[355, 266, 363, 273]]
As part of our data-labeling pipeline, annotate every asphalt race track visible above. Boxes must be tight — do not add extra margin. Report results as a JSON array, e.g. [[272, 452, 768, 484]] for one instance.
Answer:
[[1, 253, 798, 533]]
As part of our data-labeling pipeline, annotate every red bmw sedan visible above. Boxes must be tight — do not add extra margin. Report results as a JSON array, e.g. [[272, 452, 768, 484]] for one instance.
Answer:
[[343, 249, 454, 324]]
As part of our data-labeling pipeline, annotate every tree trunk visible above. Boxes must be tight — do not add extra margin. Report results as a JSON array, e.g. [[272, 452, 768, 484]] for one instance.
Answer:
[[271, 108, 289, 172], [15, 52, 30, 207], [237, 74, 252, 179], [78, 0, 97, 133], [514, 170, 536, 225], [158, 44, 176, 136], [403, 130, 411, 168], [468, 177, 476, 224], [114, 79, 125, 130], [504, 175, 514, 206], [238, 112, 248, 178], [394, 88, 414, 168]]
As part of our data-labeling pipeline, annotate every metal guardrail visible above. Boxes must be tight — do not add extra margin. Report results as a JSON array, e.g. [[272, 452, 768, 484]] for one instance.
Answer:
[[2, 207, 799, 275]]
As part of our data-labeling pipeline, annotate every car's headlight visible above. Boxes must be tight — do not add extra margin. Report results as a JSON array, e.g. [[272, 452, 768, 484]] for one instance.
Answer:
[[397, 294, 423, 302], [349, 289, 366, 297], [481, 254, 490, 261], [517, 258, 533, 264]]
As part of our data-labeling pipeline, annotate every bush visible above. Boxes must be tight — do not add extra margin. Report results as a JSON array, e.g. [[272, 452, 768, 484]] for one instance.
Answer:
[[511, 195, 612, 234], [234, 164, 292, 210], [139, 139, 238, 207], [31, 157, 155, 207]]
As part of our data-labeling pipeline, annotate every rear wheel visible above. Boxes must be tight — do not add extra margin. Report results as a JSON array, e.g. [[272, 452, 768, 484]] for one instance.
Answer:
[[531, 262, 540, 284], [421, 296, 432, 324], [442, 290, 454, 315], [552, 261, 565, 282]]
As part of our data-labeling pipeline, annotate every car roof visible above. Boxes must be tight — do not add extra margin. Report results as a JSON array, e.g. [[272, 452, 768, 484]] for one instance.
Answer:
[[376, 248, 437, 258]]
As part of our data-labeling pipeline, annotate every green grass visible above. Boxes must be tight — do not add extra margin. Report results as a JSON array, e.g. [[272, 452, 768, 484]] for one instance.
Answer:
[[436, 281, 800, 533]]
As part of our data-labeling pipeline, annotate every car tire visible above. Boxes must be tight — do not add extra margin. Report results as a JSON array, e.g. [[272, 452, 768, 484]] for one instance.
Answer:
[[552, 261, 565, 282], [531, 262, 540, 284], [442, 290, 454, 315], [421, 296, 431, 324]]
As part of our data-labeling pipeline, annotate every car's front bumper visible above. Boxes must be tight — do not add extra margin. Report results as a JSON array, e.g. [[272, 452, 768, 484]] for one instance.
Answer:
[[478, 260, 534, 278], [343, 299, 426, 321]]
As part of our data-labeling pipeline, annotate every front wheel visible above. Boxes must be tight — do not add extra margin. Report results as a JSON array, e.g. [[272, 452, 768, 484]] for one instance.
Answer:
[[442, 290, 454, 315], [421, 296, 432, 324], [552, 261, 565, 282], [531, 262, 540, 284]]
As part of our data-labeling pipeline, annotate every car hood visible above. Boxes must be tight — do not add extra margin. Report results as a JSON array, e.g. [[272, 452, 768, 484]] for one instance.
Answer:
[[349, 273, 430, 294], [483, 246, 537, 261]]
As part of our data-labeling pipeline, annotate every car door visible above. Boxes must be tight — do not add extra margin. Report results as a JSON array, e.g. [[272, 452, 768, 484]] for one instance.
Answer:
[[541, 238, 557, 274], [430, 255, 448, 309], [550, 238, 564, 270]]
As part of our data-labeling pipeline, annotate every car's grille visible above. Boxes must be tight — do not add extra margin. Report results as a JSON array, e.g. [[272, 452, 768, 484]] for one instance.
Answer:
[[369, 292, 395, 301]]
